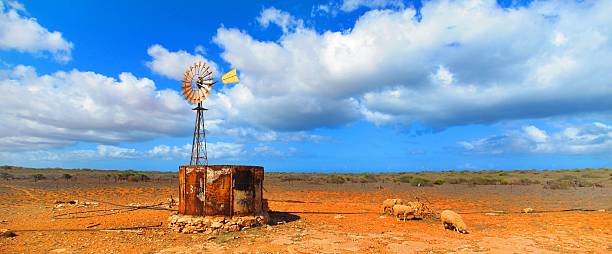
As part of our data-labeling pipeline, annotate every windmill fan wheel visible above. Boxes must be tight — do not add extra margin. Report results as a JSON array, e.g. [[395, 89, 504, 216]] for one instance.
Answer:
[[182, 61, 214, 104]]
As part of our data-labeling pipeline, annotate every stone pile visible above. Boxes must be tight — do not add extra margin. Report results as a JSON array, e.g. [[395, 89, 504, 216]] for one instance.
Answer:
[[168, 213, 269, 234]]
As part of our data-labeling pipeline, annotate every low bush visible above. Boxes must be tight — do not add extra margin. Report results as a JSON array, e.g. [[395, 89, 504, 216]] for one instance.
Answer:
[[447, 177, 468, 184], [511, 178, 540, 185], [360, 174, 379, 183], [410, 177, 433, 187], [281, 175, 310, 182], [544, 175, 597, 189], [395, 175, 413, 183], [31, 174, 46, 182], [433, 179, 445, 185], [62, 173, 73, 181], [0, 172, 14, 180], [115, 171, 150, 182], [127, 174, 150, 182], [468, 176, 502, 185], [327, 175, 346, 184]]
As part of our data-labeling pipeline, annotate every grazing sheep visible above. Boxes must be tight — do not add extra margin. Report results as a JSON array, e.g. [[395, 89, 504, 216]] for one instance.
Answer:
[[522, 207, 534, 213], [382, 199, 404, 214], [440, 210, 468, 234], [405, 201, 426, 218], [393, 204, 418, 221]]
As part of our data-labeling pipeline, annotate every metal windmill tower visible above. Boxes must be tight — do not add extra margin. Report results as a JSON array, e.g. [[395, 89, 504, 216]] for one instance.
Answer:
[[180, 62, 239, 166]]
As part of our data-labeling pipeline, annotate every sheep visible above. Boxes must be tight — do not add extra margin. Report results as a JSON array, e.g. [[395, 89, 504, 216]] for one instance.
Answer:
[[382, 198, 404, 214], [393, 204, 419, 221], [406, 201, 426, 218], [440, 210, 468, 234], [522, 207, 534, 213]]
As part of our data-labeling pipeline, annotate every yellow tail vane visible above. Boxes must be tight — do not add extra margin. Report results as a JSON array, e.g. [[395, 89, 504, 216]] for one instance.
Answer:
[[221, 68, 240, 84]]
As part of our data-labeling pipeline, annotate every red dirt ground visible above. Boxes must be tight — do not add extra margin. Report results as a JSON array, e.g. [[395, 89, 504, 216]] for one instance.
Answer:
[[0, 177, 611, 253]]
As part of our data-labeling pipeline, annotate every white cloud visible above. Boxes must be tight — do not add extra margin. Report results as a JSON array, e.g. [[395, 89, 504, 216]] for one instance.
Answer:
[[97, 145, 138, 159], [0, 142, 245, 163], [257, 7, 303, 34], [523, 125, 548, 143], [340, 0, 405, 12], [210, 0, 612, 130], [0, 1, 73, 62], [0, 64, 192, 151], [145, 44, 218, 80], [146, 142, 244, 160], [460, 122, 612, 154]]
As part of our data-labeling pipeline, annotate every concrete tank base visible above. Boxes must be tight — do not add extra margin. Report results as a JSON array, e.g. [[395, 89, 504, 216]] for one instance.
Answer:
[[178, 165, 266, 217]]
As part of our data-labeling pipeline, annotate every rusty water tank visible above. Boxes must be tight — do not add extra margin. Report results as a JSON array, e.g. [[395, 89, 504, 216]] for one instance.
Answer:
[[178, 165, 265, 216]]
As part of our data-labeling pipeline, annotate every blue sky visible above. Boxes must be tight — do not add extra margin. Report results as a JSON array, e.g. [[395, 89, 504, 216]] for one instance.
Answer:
[[0, 0, 610, 172]]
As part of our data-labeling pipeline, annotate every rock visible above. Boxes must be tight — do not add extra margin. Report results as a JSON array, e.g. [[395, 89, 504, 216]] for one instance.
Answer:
[[210, 222, 223, 229], [227, 225, 240, 232]]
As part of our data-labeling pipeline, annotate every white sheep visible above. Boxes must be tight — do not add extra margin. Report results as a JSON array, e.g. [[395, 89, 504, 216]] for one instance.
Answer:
[[382, 198, 404, 214], [393, 204, 419, 221], [440, 210, 468, 234]]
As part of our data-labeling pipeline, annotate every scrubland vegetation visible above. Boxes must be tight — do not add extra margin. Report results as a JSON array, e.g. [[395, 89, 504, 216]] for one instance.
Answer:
[[1, 165, 609, 189]]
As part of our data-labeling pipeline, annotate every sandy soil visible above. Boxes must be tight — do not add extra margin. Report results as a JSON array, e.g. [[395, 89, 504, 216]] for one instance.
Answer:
[[0, 176, 611, 253]]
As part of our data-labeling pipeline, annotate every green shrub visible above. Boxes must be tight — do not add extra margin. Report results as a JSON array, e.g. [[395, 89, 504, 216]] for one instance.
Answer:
[[410, 177, 433, 187], [468, 176, 502, 185], [395, 175, 413, 183], [360, 174, 379, 183], [512, 178, 540, 185], [447, 177, 468, 184], [544, 176, 596, 189], [31, 174, 46, 182], [327, 175, 346, 184], [433, 179, 445, 185], [544, 179, 573, 190]]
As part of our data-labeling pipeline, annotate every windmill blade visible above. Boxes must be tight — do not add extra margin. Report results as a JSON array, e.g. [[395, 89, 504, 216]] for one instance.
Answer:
[[192, 89, 202, 103], [202, 70, 212, 78], [186, 88, 195, 100]]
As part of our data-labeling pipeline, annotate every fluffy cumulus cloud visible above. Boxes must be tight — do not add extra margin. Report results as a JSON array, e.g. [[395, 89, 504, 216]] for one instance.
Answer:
[[0, 1, 73, 62], [210, 0, 612, 132], [0, 65, 192, 151], [145, 44, 218, 80], [460, 122, 612, 154]]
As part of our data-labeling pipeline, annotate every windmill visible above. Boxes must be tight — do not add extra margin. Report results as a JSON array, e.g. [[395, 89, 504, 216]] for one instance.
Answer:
[[181, 61, 239, 166]]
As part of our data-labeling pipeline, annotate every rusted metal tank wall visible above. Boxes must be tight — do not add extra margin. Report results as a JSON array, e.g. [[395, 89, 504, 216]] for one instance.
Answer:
[[178, 165, 264, 216]]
